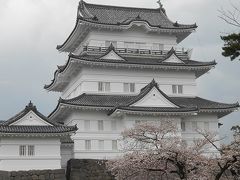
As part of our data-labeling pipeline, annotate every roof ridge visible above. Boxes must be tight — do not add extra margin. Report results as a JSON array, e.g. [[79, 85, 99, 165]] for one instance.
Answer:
[[3, 102, 58, 126], [82, 1, 160, 12]]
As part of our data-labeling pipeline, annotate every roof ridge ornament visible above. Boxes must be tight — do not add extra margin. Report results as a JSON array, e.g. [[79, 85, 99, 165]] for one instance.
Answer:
[[108, 43, 116, 51], [78, 0, 94, 19], [25, 101, 37, 111], [157, 0, 166, 14], [157, 0, 163, 8]]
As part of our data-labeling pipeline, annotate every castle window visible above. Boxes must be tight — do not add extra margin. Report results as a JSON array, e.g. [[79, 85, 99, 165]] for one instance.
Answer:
[[98, 120, 104, 131], [123, 83, 135, 93], [19, 145, 35, 156], [85, 140, 91, 150], [112, 140, 118, 150], [19, 145, 26, 156], [172, 85, 183, 94], [28, 145, 35, 156], [98, 82, 110, 92]]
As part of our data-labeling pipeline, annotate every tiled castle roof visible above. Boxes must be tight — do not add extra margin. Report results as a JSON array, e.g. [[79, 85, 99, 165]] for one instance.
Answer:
[[60, 93, 238, 111], [78, 1, 197, 29], [0, 125, 77, 134], [0, 102, 77, 135], [57, 1, 197, 51], [50, 80, 239, 119]]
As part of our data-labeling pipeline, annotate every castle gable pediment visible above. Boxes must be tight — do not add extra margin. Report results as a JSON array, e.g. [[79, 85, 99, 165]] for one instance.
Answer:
[[131, 87, 178, 108], [9, 111, 53, 126], [100, 50, 125, 61]]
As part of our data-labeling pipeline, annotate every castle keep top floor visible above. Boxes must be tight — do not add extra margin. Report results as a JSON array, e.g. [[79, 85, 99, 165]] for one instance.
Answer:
[[57, 0, 197, 55]]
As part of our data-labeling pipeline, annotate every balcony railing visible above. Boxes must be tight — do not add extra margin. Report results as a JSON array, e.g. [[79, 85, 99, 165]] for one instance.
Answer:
[[83, 46, 188, 58]]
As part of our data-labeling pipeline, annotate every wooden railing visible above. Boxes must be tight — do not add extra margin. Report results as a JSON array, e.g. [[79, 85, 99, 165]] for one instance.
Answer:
[[83, 46, 187, 57]]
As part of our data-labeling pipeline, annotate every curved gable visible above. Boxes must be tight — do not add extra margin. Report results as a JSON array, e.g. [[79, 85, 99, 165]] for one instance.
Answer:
[[162, 53, 185, 64], [10, 111, 53, 126], [131, 87, 179, 108]]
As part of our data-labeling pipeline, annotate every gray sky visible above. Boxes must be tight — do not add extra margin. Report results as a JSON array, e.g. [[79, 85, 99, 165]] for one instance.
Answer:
[[0, 0, 239, 142]]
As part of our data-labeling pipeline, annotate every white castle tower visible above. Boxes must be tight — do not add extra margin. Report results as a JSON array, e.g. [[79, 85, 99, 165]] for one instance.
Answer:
[[45, 1, 239, 165]]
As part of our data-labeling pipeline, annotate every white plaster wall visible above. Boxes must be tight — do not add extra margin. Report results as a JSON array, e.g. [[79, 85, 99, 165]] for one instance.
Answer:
[[62, 67, 197, 99], [74, 28, 178, 54], [64, 110, 187, 159], [0, 137, 61, 171]]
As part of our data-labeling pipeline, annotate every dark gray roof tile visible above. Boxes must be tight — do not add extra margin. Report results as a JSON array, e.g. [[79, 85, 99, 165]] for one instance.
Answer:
[[79, 1, 197, 29], [0, 102, 78, 134], [61, 94, 238, 110], [0, 125, 77, 134]]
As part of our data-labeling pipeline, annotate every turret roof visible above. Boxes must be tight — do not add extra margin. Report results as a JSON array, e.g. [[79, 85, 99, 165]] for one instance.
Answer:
[[0, 102, 77, 135], [57, 1, 197, 52], [77, 1, 196, 29], [49, 81, 239, 119]]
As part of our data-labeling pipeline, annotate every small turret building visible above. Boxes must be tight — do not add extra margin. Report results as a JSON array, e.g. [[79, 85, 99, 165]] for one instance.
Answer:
[[0, 102, 77, 171]]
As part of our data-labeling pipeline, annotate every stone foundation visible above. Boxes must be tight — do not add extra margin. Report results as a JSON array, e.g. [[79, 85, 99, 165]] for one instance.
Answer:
[[66, 159, 115, 180], [0, 169, 65, 180]]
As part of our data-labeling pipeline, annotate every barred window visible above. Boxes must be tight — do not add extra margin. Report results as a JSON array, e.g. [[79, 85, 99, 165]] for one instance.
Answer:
[[19, 145, 35, 156], [28, 145, 35, 156], [19, 145, 26, 156]]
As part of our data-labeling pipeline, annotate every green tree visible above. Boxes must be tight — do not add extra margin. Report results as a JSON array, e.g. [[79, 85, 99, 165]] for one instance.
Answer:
[[221, 33, 240, 60], [219, 1, 240, 61]]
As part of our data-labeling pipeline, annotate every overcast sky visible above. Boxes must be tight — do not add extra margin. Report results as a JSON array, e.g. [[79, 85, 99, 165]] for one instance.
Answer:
[[0, 0, 239, 142]]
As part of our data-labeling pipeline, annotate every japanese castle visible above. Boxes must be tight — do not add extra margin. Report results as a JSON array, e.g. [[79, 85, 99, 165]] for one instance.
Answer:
[[0, 0, 239, 171]]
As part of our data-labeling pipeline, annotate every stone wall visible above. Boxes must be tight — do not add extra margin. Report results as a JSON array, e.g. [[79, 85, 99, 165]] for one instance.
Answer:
[[66, 159, 115, 180], [0, 169, 65, 180]]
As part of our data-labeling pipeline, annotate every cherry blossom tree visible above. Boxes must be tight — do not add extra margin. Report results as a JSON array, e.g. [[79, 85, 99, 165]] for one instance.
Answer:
[[107, 121, 240, 180], [107, 121, 213, 180]]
